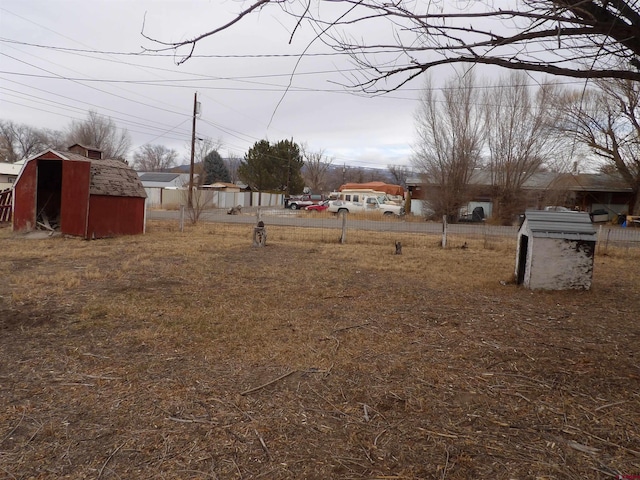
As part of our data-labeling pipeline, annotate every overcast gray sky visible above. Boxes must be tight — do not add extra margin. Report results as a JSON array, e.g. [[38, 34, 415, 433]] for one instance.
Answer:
[[0, 0, 426, 168]]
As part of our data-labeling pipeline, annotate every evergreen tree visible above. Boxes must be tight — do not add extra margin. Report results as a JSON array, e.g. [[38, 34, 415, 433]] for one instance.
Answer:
[[202, 150, 230, 184], [238, 139, 304, 194]]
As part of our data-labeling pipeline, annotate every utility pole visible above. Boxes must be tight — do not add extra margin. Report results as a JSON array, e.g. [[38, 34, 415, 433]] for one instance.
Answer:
[[188, 92, 199, 209]]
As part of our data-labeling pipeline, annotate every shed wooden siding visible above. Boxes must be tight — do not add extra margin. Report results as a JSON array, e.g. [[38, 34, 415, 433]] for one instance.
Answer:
[[13, 149, 146, 238], [87, 195, 145, 238], [60, 160, 91, 237], [12, 160, 37, 231]]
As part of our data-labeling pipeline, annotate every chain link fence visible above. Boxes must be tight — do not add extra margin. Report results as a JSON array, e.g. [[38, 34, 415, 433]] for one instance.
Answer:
[[171, 207, 640, 251]]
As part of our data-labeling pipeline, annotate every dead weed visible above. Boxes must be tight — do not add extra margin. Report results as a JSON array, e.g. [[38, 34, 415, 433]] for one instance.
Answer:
[[0, 221, 638, 479]]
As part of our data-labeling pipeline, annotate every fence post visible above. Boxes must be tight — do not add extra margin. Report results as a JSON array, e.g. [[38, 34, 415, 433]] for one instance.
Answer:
[[597, 225, 602, 254], [180, 205, 185, 233], [339, 212, 347, 244], [483, 222, 489, 249], [442, 215, 447, 248]]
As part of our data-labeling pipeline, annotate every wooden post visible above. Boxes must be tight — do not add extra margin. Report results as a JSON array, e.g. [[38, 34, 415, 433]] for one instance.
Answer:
[[188, 92, 198, 210], [441, 215, 447, 248], [483, 222, 489, 249], [339, 211, 347, 244], [179, 205, 185, 233], [597, 225, 602, 254]]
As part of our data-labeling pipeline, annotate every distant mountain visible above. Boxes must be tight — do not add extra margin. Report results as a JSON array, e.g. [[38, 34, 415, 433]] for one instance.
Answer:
[[169, 163, 200, 174]]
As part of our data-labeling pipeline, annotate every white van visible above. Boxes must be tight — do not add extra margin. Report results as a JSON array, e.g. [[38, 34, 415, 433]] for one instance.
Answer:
[[327, 192, 404, 216]]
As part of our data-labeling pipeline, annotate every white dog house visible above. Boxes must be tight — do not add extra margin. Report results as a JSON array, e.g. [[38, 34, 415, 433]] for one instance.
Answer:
[[515, 210, 597, 290]]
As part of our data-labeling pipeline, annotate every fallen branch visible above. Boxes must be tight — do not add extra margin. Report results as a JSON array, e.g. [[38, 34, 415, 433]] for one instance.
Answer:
[[166, 417, 216, 425], [594, 400, 627, 412], [97, 442, 125, 480], [0, 408, 25, 446], [563, 426, 640, 456], [84, 374, 121, 381], [418, 428, 459, 439], [254, 429, 272, 461], [567, 440, 600, 454], [36, 222, 53, 231], [82, 353, 110, 359], [240, 370, 297, 396], [442, 447, 450, 480]]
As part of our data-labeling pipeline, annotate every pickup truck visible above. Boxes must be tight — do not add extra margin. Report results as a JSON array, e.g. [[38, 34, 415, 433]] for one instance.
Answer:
[[285, 194, 326, 210], [327, 194, 404, 216]]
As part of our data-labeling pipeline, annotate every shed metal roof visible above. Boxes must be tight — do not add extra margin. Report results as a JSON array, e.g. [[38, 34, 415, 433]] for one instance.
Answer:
[[522, 210, 596, 240], [138, 172, 182, 183]]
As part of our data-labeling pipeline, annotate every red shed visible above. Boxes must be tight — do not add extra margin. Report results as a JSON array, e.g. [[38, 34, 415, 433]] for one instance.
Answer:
[[13, 146, 146, 238]]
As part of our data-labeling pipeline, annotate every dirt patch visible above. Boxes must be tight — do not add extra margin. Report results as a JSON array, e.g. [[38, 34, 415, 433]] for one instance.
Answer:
[[0, 222, 638, 479]]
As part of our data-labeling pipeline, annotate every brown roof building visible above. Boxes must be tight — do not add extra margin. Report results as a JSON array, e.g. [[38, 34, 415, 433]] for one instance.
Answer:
[[407, 171, 634, 220]]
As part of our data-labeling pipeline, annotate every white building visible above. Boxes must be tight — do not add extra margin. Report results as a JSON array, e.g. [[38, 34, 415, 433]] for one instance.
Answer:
[[0, 162, 22, 190]]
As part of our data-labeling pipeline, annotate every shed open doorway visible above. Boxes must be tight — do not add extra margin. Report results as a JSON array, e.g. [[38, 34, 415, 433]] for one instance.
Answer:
[[36, 160, 62, 229], [516, 234, 528, 285]]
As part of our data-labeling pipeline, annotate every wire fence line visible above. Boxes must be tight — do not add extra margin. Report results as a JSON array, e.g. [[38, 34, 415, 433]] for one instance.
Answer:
[[595, 224, 640, 252], [158, 208, 640, 250]]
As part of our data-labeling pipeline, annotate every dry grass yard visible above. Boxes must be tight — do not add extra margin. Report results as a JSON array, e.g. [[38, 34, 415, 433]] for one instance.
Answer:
[[1, 220, 639, 480]]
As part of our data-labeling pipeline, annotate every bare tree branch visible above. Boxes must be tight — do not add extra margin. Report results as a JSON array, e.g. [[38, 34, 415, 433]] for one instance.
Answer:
[[141, 0, 274, 64], [142, 0, 640, 89], [552, 77, 640, 213]]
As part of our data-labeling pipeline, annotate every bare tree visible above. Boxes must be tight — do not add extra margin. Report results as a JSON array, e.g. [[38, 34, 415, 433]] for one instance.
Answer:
[[301, 144, 333, 193], [483, 73, 558, 224], [133, 144, 179, 171], [186, 137, 222, 166], [42, 128, 67, 151], [143, 1, 640, 91], [324, 165, 346, 192], [0, 120, 61, 162], [225, 153, 242, 184], [387, 164, 409, 188], [553, 78, 640, 214], [412, 70, 484, 221], [66, 111, 131, 160]]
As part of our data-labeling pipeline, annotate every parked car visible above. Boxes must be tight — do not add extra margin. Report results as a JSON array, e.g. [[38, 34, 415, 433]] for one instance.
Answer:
[[306, 200, 330, 212], [285, 194, 326, 210], [458, 206, 485, 223], [327, 194, 404, 216]]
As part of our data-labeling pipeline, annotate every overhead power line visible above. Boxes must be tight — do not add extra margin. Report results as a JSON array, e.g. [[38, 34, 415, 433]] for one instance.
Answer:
[[0, 37, 370, 58]]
